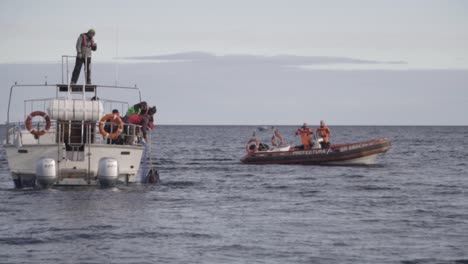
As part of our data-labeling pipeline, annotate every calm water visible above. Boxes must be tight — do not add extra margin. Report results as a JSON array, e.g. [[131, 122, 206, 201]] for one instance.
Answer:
[[0, 126, 467, 264]]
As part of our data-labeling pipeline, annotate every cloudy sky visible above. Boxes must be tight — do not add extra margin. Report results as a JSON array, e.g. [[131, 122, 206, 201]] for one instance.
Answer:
[[1, 0, 467, 125]]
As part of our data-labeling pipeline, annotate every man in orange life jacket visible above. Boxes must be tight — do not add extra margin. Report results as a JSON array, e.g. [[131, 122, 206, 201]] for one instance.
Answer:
[[71, 29, 97, 85], [296, 123, 314, 150], [316, 120, 331, 148]]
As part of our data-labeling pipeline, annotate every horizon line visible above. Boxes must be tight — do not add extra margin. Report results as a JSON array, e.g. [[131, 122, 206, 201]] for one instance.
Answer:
[[151, 124, 468, 127]]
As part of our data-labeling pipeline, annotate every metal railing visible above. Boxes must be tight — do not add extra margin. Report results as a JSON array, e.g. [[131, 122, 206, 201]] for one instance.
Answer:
[[7, 83, 141, 124], [5, 55, 146, 147], [22, 97, 129, 121], [5, 120, 148, 147]]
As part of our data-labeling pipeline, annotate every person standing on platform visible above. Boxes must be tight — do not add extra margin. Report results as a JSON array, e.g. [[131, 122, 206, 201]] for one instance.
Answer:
[[71, 29, 97, 85]]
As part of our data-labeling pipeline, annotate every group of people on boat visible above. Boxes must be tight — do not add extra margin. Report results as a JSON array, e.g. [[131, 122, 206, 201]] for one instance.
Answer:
[[67, 29, 157, 144], [295, 120, 331, 150], [248, 120, 331, 153], [105, 101, 157, 145], [70, 29, 328, 150], [124, 101, 157, 141]]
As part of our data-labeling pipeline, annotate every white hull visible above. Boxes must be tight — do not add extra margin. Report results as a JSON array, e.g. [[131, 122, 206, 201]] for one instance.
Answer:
[[4, 143, 144, 186], [4, 72, 157, 188], [326, 153, 378, 165]]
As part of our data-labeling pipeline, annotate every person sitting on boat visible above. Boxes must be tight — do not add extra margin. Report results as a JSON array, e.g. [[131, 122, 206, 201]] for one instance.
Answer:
[[316, 120, 331, 149], [295, 123, 314, 150], [104, 109, 124, 145], [71, 29, 97, 85]]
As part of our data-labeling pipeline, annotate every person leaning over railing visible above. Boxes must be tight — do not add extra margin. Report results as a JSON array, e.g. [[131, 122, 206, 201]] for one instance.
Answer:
[[124, 106, 156, 144], [126, 101, 148, 116]]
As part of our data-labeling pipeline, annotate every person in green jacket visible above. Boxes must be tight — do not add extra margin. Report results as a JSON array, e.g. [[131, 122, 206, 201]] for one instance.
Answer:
[[126, 101, 148, 116]]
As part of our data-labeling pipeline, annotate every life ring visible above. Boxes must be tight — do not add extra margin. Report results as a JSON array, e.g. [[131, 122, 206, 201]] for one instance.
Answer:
[[246, 138, 259, 153], [98, 114, 124, 139], [25, 111, 51, 137], [271, 134, 284, 147]]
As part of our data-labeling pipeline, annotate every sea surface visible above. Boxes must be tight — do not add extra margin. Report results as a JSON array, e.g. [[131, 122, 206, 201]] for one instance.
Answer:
[[0, 125, 467, 264]]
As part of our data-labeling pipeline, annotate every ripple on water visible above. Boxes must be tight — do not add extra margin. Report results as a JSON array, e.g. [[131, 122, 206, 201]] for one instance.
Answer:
[[0, 126, 467, 263]]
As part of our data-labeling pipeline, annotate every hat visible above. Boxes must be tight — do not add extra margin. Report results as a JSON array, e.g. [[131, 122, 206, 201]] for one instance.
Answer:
[[88, 29, 96, 34]]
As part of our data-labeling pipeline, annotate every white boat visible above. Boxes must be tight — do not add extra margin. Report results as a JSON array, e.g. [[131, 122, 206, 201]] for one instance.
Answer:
[[3, 55, 158, 188]]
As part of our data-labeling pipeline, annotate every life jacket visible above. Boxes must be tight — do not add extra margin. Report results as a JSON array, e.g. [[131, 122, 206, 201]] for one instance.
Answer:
[[81, 33, 95, 48], [317, 126, 330, 143], [127, 114, 143, 125], [296, 128, 313, 146]]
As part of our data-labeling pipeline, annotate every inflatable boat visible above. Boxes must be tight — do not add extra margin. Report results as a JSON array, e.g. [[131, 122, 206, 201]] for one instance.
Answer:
[[241, 137, 391, 165]]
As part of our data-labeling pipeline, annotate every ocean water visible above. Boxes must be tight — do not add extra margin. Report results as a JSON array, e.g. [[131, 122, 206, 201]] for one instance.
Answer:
[[0, 125, 467, 264]]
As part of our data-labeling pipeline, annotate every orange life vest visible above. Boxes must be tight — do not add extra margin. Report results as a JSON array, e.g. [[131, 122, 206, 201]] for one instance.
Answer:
[[316, 126, 331, 143], [296, 128, 313, 147]]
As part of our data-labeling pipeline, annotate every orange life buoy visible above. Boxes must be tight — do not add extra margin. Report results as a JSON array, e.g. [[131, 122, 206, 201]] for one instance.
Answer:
[[25, 111, 51, 137], [246, 138, 260, 153], [99, 114, 124, 139], [271, 133, 284, 147]]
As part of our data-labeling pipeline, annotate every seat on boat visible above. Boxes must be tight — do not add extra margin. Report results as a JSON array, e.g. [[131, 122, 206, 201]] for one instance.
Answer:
[[258, 142, 270, 151], [267, 145, 291, 152]]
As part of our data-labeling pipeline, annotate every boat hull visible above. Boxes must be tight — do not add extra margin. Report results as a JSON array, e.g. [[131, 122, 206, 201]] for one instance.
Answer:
[[241, 138, 391, 165], [4, 143, 144, 188]]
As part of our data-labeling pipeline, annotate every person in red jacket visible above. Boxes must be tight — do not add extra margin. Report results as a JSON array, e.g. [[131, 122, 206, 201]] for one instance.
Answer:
[[126, 106, 157, 143], [295, 123, 314, 150], [316, 120, 331, 148], [71, 29, 97, 85]]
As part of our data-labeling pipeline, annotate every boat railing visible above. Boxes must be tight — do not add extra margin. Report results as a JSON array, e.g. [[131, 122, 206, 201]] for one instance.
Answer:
[[5, 120, 148, 147], [7, 82, 141, 125], [22, 97, 129, 121]]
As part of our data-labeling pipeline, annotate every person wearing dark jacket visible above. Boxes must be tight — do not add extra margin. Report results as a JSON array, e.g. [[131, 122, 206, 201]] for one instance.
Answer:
[[141, 106, 157, 140], [104, 109, 123, 145], [71, 29, 97, 85]]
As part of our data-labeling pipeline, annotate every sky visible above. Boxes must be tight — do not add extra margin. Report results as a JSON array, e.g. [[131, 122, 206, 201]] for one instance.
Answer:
[[1, 0, 467, 125]]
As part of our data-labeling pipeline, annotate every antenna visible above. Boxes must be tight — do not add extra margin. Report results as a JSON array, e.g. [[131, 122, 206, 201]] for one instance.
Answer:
[[115, 25, 120, 87]]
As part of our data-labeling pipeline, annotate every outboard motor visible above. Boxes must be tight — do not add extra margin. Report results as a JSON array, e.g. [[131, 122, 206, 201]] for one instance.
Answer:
[[35, 158, 56, 188], [97, 158, 119, 187]]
